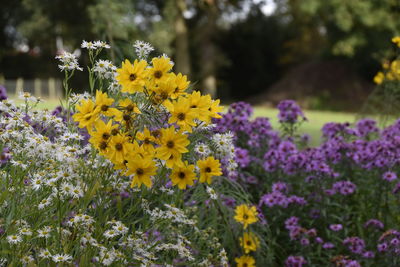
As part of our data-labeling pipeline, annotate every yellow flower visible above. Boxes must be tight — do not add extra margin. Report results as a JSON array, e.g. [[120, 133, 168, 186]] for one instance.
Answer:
[[118, 98, 141, 114], [373, 72, 384, 85], [116, 59, 148, 93], [164, 97, 197, 132], [94, 90, 122, 118], [235, 255, 256, 267], [126, 155, 157, 188], [147, 56, 173, 84], [170, 73, 190, 99], [197, 156, 222, 184], [89, 119, 118, 152], [234, 204, 258, 229], [105, 134, 132, 164], [72, 99, 99, 129], [156, 126, 189, 165], [170, 162, 196, 190], [392, 36, 400, 48], [136, 128, 156, 154], [187, 91, 212, 122], [239, 232, 260, 253], [152, 78, 176, 104], [207, 99, 223, 122]]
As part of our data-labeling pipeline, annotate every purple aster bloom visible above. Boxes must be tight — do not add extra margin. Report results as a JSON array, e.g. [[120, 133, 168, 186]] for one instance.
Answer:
[[272, 182, 289, 193], [322, 242, 335, 249], [0, 147, 11, 165], [362, 251, 375, 258], [329, 224, 343, 231], [235, 147, 250, 168], [377, 243, 388, 252], [300, 238, 310, 246], [0, 85, 7, 100], [285, 216, 299, 230], [382, 171, 397, 182], [277, 100, 306, 124], [315, 237, 323, 244], [364, 219, 384, 230], [356, 118, 379, 137], [393, 183, 400, 194], [285, 255, 307, 267], [333, 181, 357, 195], [343, 236, 365, 254]]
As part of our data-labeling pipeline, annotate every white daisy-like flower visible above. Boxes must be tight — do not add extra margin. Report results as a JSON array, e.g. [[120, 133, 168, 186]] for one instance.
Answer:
[[37, 226, 52, 238], [39, 249, 52, 259], [104, 229, 119, 239], [52, 253, 72, 263], [133, 40, 154, 59], [81, 40, 96, 49], [206, 186, 218, 200], [7, 234, 22, 244], [19, 227, 32, 236]]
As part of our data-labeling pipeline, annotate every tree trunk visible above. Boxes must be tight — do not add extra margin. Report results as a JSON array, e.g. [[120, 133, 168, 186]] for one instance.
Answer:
[[199, 0, 218, 98], [174, 0, 191, 77]]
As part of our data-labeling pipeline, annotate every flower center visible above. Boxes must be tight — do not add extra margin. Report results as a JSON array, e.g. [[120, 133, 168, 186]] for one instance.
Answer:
[[129, 73, 136, 81], [144, 138, 150, 144], [123, 114, 131, 121], [136, 168, 144, 176], [115, 143, 123, 151], [126, 104, 134, 112], [102, 133, 110, 140], [178, 172, 185, 179], [205, 167, 212, 173], [177, 113, 185, 121], [243, 214, 249, 220], [101, 105, 108, 111], [111, 129, 119, 135], [99, 142, 108, 150], [154, 70, 162, 79], [247, 241, 252, 245], [167, 141, 174, 148]]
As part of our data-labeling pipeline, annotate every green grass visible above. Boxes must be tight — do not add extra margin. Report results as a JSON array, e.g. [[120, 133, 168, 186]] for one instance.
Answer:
[[252, 107, 357, 146], [10, 97, 61, 110]]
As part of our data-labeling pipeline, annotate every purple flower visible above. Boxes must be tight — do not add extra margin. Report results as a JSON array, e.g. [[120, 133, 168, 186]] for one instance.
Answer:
[[332, 181, 357, 195], [285, 255, 307, 267], [377, 243, 388, 252], [0, 85, 7, 100], [329, 224, 343, 231], [382, 171, 397, 182], [235, 147, 250, 168], [277, 100, 306, 124], [362, 251, 375, 258], [343, 236, 365, 254], [285, 216, 299, 230], [364, 219, 384, 230], [322, 242, 335, 249]]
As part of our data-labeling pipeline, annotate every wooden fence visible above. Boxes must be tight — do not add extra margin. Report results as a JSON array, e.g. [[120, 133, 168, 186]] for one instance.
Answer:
[[0, 77, 63, 99]]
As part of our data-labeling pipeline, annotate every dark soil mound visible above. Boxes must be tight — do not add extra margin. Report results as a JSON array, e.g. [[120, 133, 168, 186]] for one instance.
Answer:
[[247, 60, 374, 111]]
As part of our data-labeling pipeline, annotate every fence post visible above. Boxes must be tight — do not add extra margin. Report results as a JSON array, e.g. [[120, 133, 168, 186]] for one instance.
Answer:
[[34, 78, 42, 97], [16, 78, 24, 96]]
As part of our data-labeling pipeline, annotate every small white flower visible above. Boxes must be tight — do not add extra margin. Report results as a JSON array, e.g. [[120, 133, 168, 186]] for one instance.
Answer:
[[133, 40, 154, 59], [104, 229, 118, 239], [19, 227, 32, 236], [37, 226, 52, 238], [39, 249, 52, 259], [206, 186, 218, 200], [7, 234, 22, 244], [52, 253, 72, 263], [20, 255, 34, 264]]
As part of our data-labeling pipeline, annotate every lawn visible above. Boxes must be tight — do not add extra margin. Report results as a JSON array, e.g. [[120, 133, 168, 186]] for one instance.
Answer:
[[252, 107, 357, 146]]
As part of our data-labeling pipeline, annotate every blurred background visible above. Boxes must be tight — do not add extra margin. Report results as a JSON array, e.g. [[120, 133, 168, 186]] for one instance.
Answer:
[[0, 0, 399, 112]]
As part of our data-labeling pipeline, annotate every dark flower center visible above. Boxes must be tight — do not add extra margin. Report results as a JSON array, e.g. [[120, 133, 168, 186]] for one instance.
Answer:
[[101, 105, 108, 111], [144, 138, 150, 144], [160, 92, 169, 100], [243, 263, 248, 267], [136, 168, 144, 175], [99, 142, 108, 150], [154, 71, 162, 79], [191, 105, 197, 108], [111, 129, 119, 135], [205, 167, 212, 173], [115, 143, 123, 151], [178, 172, 185, 179], [167, 141, 174, 148], [243, 214, 249, 220], [123, 114, 131, 121], [129, 73, 136, 81], [246, 241, 252, 246], [177, 113, 185, 121], [126, 104, 134, 112], [102, 133, 110, 140]]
